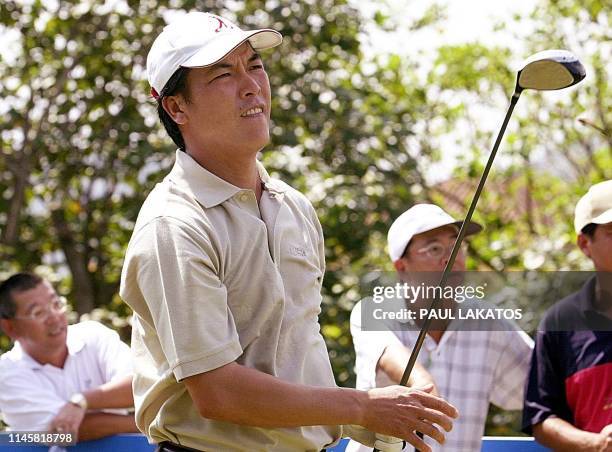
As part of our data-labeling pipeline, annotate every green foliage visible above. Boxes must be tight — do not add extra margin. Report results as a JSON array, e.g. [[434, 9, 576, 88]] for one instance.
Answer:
[[0, 0, 174, 313], [0, 0, 609, 438]]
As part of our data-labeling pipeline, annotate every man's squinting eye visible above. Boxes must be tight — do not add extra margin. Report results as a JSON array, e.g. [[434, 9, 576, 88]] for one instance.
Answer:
[[213, 73, 231, 81]]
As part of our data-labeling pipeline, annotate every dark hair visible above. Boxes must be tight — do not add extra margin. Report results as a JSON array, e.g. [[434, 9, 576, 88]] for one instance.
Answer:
[[156, 67, 191, 151], [0, 273, 43, 319], [400, 242, 412, 259], [581, 223, 597, 237]]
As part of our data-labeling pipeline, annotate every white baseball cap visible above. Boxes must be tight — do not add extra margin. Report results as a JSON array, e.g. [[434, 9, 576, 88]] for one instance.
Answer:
[[574, 180, 612, 233], [146, 12, 283, 96], [387, 204, 483, 262]]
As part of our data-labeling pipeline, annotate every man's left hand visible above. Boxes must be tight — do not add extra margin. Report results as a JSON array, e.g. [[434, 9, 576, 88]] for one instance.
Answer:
[[48, 402, 86, 440]]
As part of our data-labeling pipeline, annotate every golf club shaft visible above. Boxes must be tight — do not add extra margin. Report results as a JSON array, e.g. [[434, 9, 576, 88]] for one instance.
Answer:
[[399, 90, 522, 389], [374, 91, 522, 452]]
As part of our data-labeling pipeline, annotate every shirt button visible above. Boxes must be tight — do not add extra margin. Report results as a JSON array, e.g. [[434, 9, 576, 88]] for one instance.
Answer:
[[240, 193, 250, 202]]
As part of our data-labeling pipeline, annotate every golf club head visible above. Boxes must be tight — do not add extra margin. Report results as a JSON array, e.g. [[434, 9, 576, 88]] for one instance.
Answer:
[[516, 49, 586, 92]]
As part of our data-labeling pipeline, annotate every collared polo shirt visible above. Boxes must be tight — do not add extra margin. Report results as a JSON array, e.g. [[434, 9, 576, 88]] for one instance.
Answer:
[[523, 276, 612, 434], [0, 321, 132, 430], [120, 150, 340, 451]]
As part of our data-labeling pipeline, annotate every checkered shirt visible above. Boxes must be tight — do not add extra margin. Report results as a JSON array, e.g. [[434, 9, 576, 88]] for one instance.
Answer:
[[348, 300, 534, 452]]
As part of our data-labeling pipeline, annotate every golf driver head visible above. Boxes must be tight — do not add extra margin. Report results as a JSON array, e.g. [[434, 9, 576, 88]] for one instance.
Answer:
[[516, 49, 586, 92]]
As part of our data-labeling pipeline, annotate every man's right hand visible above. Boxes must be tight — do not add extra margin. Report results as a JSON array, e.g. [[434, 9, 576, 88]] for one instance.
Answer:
[[48, 402, 86, 441], [595, 424, 612, 452], [361, 383, 458, 452]]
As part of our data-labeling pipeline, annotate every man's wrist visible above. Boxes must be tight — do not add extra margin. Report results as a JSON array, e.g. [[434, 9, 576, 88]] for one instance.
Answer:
[[591, 432, 607, 452], [353, 388, 373, 427], [69, 393, 88, 410]]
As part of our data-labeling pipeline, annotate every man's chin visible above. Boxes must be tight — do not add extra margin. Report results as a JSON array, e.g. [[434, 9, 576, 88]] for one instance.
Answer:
[[252, 131, 270, 150]]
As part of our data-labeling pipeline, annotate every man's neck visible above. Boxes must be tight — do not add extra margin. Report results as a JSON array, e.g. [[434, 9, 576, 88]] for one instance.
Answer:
[[186, 148, 263, 201], [23, 344, 69, 369], [407, 296, 453, 342]]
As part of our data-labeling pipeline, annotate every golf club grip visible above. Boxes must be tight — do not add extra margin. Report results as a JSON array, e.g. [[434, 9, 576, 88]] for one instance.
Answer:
[[372, 440, 408, 452]]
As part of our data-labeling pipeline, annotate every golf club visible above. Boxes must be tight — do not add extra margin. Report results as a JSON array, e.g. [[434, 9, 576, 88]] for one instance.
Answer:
[[373, 50, 585, 452], [578, 118, 610, 137]]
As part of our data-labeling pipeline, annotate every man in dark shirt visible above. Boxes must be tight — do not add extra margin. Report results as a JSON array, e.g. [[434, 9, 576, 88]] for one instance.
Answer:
[[523, 180, 612, 450]]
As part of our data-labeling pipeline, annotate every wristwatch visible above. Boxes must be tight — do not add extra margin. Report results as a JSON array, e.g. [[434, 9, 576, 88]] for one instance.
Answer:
[[69, 393, 88, 410]]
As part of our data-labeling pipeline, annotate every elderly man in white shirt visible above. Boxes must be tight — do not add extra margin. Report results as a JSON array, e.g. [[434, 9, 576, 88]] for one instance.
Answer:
[[348, 204, 534, 452]]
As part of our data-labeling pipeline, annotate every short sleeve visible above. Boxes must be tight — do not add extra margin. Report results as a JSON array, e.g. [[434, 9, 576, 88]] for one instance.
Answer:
[[0, 364, 65, 431], [490, 328, 534, 410], [124, 217, 243, 381], [350, 300, 404, 391], [522, 330, 573, 433]]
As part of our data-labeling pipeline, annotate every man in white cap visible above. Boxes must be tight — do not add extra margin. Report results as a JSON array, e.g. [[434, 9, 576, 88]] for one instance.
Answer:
[[348, 203, 533, 451], [523, 180, 612, 450], [120, 12, 457, 452]]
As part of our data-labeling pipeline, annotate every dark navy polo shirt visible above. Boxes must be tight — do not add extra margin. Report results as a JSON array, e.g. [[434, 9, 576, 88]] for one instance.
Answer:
[[523, 275, 612, 434]]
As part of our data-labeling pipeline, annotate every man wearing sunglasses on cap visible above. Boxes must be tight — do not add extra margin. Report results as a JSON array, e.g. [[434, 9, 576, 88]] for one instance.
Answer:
[[0, 272, 137, 444], [348, 204, 533, 451], [120, 12, 457, 452]]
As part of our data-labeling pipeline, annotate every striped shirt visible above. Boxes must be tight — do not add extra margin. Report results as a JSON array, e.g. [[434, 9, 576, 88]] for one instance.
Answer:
[[348, 300, 534, 452]]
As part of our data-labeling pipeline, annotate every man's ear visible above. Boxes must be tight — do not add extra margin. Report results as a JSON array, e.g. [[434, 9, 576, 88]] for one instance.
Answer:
[[0, 318, 18, 341], [393, 258, 406, 272], [577, 233, 592, 259], [162, 95, 189, 125]]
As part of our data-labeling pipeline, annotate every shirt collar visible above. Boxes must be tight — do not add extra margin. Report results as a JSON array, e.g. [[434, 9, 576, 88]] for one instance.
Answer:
[[166, 150, 287, 208], [67, 327, 85, 355], [14, 326, 84, 370], [578, 275, 598, 313]]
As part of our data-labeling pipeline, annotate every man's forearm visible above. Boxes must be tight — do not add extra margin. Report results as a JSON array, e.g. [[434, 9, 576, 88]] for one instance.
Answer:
[[185, 362, 365, 428], [184, 362, 457, 449], [378, 344, 435, 390], [78, 413, 138, 441], [533, 417, 602, 451], [83, 375, 134, 410]]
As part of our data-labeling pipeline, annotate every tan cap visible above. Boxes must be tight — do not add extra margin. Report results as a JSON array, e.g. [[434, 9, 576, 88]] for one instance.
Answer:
[[574, 180, 612, 233]]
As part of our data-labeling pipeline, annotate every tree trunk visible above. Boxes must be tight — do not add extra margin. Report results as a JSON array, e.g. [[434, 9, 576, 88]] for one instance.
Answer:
[[50, 209, 96, 314], [2, 166, 29, 247]]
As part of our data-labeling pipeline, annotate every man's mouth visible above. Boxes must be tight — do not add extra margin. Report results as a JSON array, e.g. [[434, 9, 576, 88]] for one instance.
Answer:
[[241, 106, 264, 117], [48, 327, 65, 337]]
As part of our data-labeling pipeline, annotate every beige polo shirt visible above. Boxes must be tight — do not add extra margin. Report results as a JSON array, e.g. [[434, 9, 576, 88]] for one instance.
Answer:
[[120, 150, 340, 451]]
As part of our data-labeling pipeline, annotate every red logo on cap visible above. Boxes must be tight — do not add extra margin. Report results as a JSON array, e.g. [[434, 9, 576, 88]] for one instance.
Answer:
[[215, 18, 229, 33]]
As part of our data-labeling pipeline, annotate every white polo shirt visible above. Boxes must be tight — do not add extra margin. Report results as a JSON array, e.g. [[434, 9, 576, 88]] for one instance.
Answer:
[[120, 150, 340, 451], [348, 300, 534, 452], [0, 321, 132, 431]]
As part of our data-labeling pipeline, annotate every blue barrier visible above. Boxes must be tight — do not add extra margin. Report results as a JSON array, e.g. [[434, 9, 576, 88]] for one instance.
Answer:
[[326, 437, 549, 451], [0, 434, 549, 451], [0, 433, 154, 451]]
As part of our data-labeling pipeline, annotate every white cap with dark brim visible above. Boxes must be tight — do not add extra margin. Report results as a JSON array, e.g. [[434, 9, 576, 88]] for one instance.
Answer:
[[147, 12, 282, 96], [574, 179, 612, 233], [387, 204, 483, 262]]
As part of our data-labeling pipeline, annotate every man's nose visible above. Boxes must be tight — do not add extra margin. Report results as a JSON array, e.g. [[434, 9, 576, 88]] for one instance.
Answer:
[[238, 71, 261, 98], [45, 307, 65, 324]]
